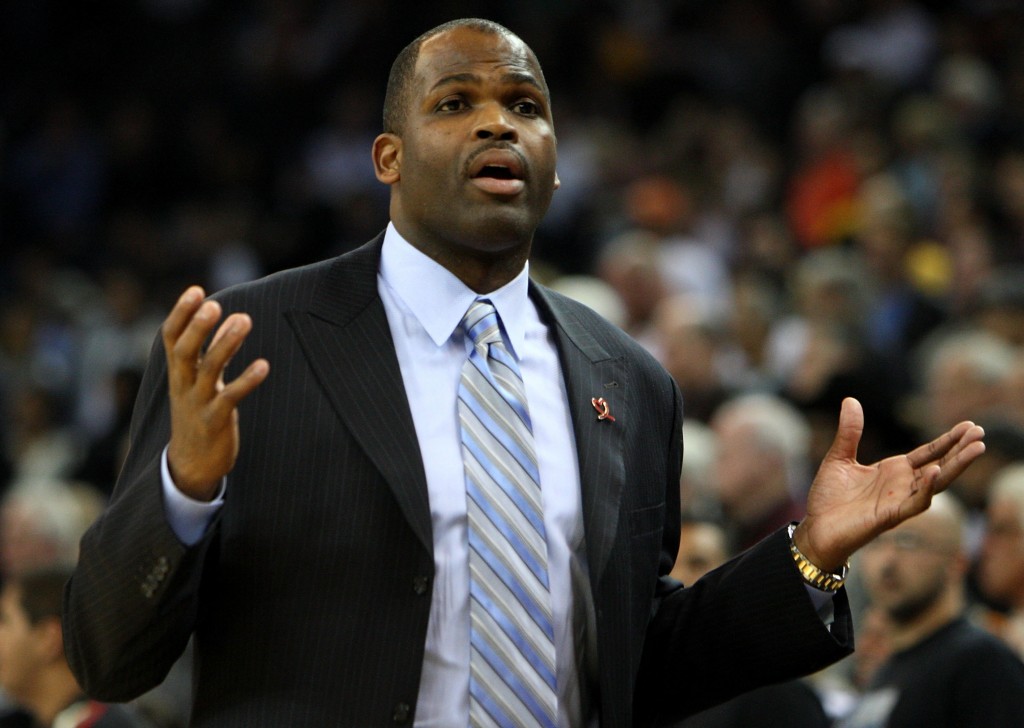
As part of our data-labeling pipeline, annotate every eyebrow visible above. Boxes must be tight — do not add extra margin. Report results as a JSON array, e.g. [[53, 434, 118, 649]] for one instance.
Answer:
[[430, 71, 546, 95]]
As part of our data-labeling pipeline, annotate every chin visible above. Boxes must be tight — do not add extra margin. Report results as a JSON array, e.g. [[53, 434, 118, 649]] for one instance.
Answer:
[[460, 213, 538, 249]]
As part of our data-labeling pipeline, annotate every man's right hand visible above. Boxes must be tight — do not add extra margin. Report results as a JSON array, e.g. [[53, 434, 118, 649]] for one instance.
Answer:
[[163, 286, 269, 501]]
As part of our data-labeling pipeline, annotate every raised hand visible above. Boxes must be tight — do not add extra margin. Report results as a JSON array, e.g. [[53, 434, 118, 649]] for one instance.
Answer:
[[163, 286, 269, 501], [793, 397, 986, 572]]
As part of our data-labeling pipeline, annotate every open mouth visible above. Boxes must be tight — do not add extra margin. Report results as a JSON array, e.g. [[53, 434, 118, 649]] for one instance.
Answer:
[[475, 165, 517, 180], [468, 150, 526, 196]]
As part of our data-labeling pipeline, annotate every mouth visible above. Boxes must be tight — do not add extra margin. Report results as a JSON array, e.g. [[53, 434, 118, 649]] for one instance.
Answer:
[[468, 148, 526, 197]]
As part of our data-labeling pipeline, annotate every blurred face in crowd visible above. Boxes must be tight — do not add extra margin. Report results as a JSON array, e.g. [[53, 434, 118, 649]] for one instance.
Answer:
[[374, 26, 558, 282], [670, 522, 728, 585], [860, 509, 962, 624], [711, 417, 786, 524], [979, 496, 1024, 608]]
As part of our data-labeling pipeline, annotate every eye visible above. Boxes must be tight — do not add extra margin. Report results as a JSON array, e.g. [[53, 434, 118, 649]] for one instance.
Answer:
[[436, 97, 466, 113], [511, 99, 540, 116]]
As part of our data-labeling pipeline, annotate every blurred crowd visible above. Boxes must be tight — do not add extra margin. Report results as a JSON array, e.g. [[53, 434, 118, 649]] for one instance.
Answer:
[[3, 0, 1024, 725]]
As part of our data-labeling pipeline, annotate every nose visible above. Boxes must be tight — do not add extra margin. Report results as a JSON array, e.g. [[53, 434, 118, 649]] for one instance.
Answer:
[[473, 103, 518, 142]]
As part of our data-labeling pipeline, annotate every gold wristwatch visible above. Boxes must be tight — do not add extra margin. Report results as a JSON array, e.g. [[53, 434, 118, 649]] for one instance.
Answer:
[[788, 523, 849, 592]]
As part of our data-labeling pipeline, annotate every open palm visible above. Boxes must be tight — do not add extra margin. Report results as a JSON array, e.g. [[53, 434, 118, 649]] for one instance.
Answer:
[[794, 398, 986, 571]]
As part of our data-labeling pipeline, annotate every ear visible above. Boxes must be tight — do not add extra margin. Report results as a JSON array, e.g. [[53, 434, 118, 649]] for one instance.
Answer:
[[554, 171, 561, 190], [373, 133, 402, 185]]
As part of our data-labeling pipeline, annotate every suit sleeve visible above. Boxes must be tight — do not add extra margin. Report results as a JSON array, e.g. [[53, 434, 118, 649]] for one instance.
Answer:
[[63, 335, 215, 701], [633, 384, 853, 726]]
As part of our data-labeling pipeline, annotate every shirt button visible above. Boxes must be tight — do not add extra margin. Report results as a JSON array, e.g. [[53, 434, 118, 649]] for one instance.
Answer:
[[412, 576, 430, 595], [392, 702, 411, 724]]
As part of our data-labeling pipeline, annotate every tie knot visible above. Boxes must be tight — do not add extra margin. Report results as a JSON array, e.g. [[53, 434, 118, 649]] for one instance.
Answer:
[[461, 299, 503, 351]]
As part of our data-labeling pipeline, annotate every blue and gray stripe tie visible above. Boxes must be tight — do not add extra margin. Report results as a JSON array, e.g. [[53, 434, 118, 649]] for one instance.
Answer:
[[458, 299, 557, 728]]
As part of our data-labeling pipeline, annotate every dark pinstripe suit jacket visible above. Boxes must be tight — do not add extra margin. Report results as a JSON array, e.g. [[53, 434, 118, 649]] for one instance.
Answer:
[[64, 234, 852, 727]]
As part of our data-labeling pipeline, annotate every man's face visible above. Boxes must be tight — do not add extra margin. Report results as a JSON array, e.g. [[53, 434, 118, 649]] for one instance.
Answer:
[[378, 27, 558, 259], [0, 585, 43, 704], [860, 517, 958, 624], [979, 498, 1024, 607]]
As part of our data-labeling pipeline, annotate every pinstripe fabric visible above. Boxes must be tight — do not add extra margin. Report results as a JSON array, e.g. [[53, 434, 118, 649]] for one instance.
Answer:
[[459, 299, 557, 728]]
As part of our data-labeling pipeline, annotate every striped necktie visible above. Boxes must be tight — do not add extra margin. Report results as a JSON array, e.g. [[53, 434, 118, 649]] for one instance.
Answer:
[[458, 299, 558, 728]]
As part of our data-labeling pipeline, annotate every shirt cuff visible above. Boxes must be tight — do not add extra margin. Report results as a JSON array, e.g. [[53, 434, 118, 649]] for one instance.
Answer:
[[161, 446, 225, 546], [804, 584, 836, 627]]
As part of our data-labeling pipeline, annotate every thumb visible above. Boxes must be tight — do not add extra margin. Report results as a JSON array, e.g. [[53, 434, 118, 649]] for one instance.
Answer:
[[827, 397, 864, 463]]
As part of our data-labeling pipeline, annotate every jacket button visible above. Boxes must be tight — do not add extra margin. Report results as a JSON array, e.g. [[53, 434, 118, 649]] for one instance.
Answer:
[[412, 576, 430, 595], [392, 702, 411, 723]]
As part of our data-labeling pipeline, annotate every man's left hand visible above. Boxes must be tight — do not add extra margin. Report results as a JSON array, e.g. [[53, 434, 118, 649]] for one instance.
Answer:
[[793, 397, 986, 572]]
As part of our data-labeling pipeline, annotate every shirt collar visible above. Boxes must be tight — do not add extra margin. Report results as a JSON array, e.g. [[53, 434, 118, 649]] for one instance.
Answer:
[[379, 222, 531, 359]]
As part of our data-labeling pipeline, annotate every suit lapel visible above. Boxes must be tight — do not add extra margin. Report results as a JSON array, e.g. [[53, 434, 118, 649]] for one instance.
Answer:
[[285, 236, 433, 555], [281, 246, 629, 573], [531, 285, 627, 586]]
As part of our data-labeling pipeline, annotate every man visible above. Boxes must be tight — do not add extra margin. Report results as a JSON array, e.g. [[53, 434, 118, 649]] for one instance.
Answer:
[[838, 494, 1024, 727], [977, 463, 1024, 659], [0, 568, 139, 727], [709, 393, 811, 551], [63, 18, 985, 727]]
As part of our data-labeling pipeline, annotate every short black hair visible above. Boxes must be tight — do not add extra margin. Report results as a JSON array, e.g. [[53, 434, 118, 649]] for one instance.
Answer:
[[382, 18, 538, 134]]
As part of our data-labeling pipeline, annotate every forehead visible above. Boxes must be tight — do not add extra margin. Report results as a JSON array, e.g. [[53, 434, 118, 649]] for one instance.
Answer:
[[414, 28, 543, 91]]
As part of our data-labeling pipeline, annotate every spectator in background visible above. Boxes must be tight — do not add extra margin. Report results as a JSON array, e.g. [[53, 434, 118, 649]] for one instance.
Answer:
[[853, 173, 947, 387], [622, 175, 733, 320], [3, 388, 82, 492], [910, 328, 1021, 556], [669, 518, 729, 586], [976, 463, 1024, 660], [710, 393, 810, 551], [0, 567, 141, 727], [0, 482, 104, 580], [839, 493, 1024, 728], [678, 420, 719, 523], [970, 267, 1024, 347], [74, 368, 142, 498], [1006, 350, 1024, 429], [594, 230, 670, 355], [653, 296, 731, 424], [914, 327, 1018, 438]]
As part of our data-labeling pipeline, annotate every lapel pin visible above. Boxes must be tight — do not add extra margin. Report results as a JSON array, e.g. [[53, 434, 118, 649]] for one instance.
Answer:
[[591, 397, 615, 422]]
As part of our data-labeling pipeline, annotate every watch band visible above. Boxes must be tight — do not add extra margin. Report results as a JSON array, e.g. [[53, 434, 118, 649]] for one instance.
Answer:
[[787, 523, 849, 592]]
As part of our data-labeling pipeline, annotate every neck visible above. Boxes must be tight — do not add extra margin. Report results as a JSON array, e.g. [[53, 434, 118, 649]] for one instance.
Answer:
[[390, 220, 531, 293], [889, 584, 964, 652]]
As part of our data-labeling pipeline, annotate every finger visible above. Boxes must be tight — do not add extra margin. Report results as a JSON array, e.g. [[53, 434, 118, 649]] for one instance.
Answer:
[[900, 464, 941, 520], [196, 313, 253, 394], [825, 397, 863, 463], [162, 286, 206, 347], [169, 299, 223, 380], [905, 421, 974, 469], [931, 438, 987, 494], [211, 359, 270, 413]]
